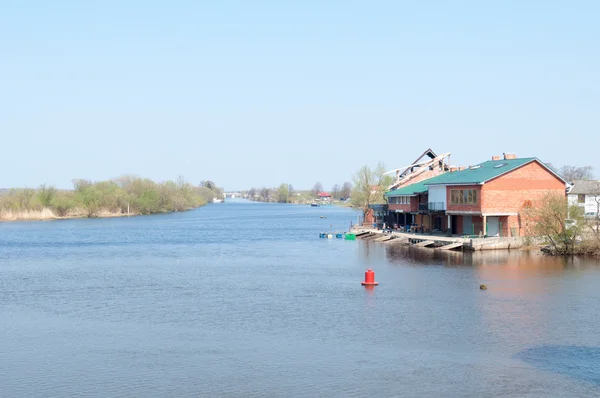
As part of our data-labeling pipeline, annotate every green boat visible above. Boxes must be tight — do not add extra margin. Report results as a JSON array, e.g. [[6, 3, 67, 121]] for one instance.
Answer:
[[345, 233, 356, 240]]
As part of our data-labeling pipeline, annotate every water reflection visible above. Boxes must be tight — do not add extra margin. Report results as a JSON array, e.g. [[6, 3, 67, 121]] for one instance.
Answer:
[[384, 244, 600, 273], [383, 243, 600, 353]]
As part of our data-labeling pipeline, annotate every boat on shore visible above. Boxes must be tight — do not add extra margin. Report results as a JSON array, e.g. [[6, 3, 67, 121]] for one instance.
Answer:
[[310, 202, 319, 207]]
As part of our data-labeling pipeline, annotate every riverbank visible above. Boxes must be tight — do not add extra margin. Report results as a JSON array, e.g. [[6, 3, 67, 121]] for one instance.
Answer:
[[0, 205, 204, 222], [0, 176, 224, 222]]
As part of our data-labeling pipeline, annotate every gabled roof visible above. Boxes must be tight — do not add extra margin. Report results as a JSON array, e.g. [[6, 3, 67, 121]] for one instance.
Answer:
[[424, 158, 566, 186], [385, 157, 567, 197], [569, 180, 600, 195], [385, 174, 446, 197], [318, 192, 331, 197]]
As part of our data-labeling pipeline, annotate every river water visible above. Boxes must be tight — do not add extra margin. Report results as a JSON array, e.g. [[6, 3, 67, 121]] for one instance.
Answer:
[[1, 199, 599, 397]]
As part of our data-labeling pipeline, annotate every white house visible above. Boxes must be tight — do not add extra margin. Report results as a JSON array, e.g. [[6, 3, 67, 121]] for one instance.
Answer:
[[567, 180, 600, 216]]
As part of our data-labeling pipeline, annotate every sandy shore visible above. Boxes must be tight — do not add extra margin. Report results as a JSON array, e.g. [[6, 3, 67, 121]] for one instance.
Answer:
[[0, 208, 137, 222], [0, 204, 208, 222]]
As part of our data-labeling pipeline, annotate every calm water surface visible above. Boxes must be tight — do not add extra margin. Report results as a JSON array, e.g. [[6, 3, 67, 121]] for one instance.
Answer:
[[1, 200, 599, 397]]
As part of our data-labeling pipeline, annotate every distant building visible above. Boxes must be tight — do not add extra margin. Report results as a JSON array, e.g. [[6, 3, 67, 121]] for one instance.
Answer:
[[568, 180, 600, 216], [318, 192, 331, 201]]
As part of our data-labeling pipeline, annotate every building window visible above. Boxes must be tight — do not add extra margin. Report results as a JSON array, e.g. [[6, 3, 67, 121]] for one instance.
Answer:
[[578, 194, 585, 203], [450, 189, 478, 205], [390, 197, 409, 205]]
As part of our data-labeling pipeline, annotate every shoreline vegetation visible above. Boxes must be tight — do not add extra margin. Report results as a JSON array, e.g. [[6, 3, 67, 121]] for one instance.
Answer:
[[242, 182, 355, 206], [0, 176, 224, 222], [526, 192, 600, 257]]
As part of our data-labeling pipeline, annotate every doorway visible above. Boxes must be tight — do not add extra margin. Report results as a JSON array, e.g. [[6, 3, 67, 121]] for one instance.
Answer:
[[487, 216, 500, 237], [463, 216, 472, 235]]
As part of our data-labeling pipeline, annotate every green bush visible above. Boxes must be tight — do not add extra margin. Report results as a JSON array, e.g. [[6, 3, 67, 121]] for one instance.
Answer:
[[1, 176, 221, 218], [50, 192, 77, 217]]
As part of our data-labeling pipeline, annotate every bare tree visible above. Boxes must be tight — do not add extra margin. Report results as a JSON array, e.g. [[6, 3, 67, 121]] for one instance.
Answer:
[[331, 184, 340, 199], [589, 181, 600, 240], [341, 182, 352, 199], [523, 192, 585, 254], [201, 180, 216, 190], [350, 163, 393, 211], [559, 165, 594, 182], [311, 182, 323, 198], [259, 187, 270, 202]]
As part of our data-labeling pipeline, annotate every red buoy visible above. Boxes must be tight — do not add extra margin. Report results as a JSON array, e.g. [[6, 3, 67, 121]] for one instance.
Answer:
[[361, 268, 378, 286]]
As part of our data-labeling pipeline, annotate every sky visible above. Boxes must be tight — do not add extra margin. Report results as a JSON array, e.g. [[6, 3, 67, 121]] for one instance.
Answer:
[[1, 1, 598, 191]]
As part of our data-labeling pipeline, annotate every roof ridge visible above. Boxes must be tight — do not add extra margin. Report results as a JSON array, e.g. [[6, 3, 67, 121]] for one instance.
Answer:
[[423, 157, 537, 185]]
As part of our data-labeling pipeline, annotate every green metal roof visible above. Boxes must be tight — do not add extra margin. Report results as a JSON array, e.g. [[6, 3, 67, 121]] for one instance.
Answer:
[[423, 157, 541, 185], [384, 174, 447, 197], [384, 157, 564, 197]]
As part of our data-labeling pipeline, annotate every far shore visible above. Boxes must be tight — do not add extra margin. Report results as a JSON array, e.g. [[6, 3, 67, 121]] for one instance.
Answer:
[[0, 206, 203, 222]]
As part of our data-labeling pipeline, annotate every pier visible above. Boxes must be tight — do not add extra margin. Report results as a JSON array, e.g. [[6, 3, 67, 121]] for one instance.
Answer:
[[351, 227, 526, 251]]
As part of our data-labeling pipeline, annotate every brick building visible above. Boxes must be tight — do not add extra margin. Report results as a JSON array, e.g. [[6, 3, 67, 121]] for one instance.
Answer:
[[385, 154, 567, 237]]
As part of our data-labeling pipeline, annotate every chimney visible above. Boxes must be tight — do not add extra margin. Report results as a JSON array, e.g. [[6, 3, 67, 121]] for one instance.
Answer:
[[492, 155, 501, 161], [503, 153, 517, 160]]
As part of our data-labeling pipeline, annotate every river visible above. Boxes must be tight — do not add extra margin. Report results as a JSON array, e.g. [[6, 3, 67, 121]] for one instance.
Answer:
[[1, 199, 599, 397]]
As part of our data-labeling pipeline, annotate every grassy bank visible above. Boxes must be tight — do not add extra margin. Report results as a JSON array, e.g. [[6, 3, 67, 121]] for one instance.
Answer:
[[0, 176, 224, 222]]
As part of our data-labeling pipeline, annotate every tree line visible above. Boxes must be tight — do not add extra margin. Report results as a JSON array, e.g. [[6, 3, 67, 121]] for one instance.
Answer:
[[0, 176, 224, 219], [245, 181, 353, 204], [547, 164, 595, 182]]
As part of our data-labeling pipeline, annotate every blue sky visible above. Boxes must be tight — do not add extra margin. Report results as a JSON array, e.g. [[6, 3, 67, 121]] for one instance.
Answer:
[[1, 1, 598, 191]]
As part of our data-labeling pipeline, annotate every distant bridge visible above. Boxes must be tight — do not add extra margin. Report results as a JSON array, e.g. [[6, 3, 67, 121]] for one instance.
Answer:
[[224, 192, 242, 198]]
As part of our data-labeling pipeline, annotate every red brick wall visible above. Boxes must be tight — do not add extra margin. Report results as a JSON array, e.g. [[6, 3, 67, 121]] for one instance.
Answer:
[[388, 196, 418, 213], [364, 208, 374, 225], [446, 185, 482, 213], [455, 216, 463, 233], [414, 214, 432, 229], [472, 215, 484, 236], [500, 216, 508, 236], [389, 204, 410, 212], [482, 161, 565, 214]]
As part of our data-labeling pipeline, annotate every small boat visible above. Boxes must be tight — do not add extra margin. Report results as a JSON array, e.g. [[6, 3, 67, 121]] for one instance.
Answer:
[[319, 233, 327, 238], [335, 233, 344, 239], [320, 216, 326, 219], [311, 202, 319, 207]]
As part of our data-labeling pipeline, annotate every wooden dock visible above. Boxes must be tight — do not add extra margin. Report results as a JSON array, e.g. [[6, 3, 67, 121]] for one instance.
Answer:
[[439, 242, 463, 251], [415, 240, 435, 247], [349, 226, 526, 251]]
